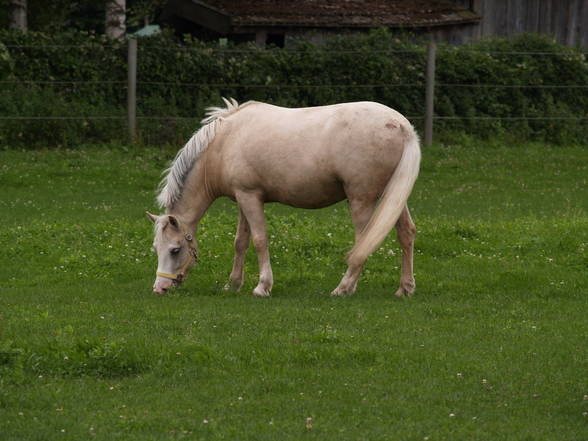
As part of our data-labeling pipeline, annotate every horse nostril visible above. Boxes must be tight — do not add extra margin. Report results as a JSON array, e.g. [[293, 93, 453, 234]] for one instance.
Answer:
[[153, 285, 168, 295]]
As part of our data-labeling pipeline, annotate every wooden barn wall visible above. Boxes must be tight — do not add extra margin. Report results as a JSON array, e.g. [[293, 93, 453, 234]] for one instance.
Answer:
[[432, 0, 588, 47]]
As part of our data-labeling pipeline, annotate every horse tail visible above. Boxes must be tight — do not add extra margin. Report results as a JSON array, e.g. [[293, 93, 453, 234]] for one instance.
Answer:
[[347, 124, 421, 265]]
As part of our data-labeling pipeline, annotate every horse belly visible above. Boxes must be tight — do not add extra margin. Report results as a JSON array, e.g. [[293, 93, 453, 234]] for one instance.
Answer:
[[263, 174, 346, 208]]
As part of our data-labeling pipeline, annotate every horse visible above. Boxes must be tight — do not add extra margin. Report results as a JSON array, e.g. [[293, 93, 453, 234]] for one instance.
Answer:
[[147, 98, 421, 297]]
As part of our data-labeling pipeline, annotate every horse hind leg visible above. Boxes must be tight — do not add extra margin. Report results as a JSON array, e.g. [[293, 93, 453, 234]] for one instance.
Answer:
[[224, 208, 250, 291], [394, 205, 416, 297], [331, 198, 376, 296]]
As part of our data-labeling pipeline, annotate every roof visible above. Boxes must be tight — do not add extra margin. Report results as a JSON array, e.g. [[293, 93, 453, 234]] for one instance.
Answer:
[[163, 0, 480, 32]]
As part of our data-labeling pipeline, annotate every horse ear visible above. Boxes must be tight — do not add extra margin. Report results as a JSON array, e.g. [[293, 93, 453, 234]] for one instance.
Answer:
[[168, 215, 180, 230], [146, 212, 159, 223]]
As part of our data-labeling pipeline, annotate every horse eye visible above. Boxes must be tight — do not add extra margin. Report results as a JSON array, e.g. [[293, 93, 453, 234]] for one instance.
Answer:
[[170, 247, 181, 255]]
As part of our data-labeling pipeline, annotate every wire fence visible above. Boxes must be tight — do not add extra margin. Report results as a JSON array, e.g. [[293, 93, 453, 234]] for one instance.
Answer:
[[7, 80, 588, 88], [2, 41, 588, 144]]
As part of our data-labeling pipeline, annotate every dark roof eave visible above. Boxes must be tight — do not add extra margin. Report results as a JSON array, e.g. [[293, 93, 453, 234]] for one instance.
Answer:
[[231, 9, 481, 30], [163, 1, 481, 34], [232, 17, 480, 30]]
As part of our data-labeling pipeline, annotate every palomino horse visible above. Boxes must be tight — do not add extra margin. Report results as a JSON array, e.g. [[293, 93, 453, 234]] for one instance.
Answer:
[[147, 99, 421, 297]]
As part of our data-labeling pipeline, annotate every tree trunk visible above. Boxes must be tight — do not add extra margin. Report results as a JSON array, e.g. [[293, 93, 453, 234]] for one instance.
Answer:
[[105, 0, 126, 39], [9, 0, 27, 31]]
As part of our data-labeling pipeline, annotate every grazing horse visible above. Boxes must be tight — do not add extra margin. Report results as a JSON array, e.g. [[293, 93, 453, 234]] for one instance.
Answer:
[[147, 99, 421, 297]]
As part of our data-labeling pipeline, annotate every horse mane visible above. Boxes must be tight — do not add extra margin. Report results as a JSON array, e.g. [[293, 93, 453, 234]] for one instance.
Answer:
[[157, 98, 253, 210]]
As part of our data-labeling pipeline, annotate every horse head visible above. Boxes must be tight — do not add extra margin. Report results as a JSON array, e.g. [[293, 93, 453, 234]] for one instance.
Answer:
[[147, 212, 198, 294]]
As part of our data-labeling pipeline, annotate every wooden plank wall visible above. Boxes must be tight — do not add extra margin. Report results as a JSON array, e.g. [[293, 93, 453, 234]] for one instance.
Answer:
[[433, 0, 588, 47]]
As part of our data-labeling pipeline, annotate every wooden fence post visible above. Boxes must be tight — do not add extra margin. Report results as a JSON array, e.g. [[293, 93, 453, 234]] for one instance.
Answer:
[[127, 38, 137, 142], [424, 39, 436, 147]]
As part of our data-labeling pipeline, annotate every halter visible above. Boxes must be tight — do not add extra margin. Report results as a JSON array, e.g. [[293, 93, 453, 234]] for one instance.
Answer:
[[156, 231, 198, 283]]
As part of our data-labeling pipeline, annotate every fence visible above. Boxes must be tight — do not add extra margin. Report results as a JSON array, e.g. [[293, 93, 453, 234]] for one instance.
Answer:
[[2, 38, 588, 146]]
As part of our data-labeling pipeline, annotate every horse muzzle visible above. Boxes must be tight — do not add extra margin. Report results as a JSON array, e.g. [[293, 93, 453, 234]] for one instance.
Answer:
[[152, 246, 198, 294], [153, 271, 186, 294]]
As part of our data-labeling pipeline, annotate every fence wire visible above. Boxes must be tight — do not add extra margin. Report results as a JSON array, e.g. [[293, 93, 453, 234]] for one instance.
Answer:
[[6, 44, 588, 55], [3, 80, 588, 89], [2, 45, 588, 122]]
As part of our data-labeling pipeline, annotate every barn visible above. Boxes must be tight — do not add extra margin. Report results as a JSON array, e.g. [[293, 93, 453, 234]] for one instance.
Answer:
[[161, 0, 588, 47]]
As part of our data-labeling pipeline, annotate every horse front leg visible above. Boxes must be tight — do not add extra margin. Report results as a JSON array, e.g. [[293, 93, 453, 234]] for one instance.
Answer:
[[224, 208, 250, 291], [235, 192, 273, 297]]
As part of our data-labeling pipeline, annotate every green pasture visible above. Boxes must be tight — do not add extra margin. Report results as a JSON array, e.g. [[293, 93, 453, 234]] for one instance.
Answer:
[[0, 141, 587, 440]]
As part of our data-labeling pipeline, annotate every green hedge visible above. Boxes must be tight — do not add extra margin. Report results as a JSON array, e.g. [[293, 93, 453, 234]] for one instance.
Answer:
[[1, 28, 587, 147]]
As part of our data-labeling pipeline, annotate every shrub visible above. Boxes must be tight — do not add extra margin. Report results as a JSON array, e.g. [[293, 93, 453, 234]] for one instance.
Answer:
[[1, 29, 587, 147]]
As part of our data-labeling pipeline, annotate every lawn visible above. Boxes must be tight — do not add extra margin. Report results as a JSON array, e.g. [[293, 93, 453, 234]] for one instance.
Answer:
[[0, 141, 587, 440]]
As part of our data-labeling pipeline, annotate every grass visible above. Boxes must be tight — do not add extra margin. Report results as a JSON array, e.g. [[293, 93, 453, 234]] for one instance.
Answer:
[[0, 141, 587, 440]]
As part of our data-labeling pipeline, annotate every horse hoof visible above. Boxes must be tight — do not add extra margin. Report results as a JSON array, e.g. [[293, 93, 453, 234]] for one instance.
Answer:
[[331, 288, 353, 296], [394, 287, 414, 297], [224, 281, 242, 292], [252, 286, 271, 297]]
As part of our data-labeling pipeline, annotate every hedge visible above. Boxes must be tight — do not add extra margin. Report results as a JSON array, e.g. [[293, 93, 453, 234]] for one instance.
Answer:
[[1, 28, 587, 147]]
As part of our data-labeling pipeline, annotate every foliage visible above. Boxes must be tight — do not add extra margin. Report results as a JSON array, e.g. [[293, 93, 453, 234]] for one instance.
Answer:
[[1, 28, 587, 147], [0, 0, 165, 33], [0, 40, 12, 78], [435, 33, 588, 143], [0, 143, 587, 439]]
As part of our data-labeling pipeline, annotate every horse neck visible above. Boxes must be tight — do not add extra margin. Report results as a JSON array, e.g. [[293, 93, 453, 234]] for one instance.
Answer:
[[167, 167, 214, 232]]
